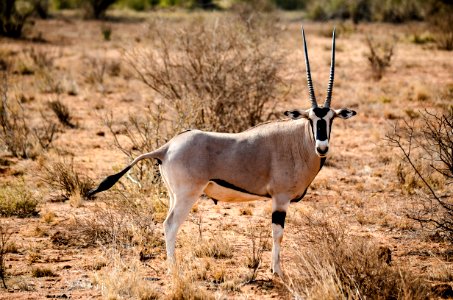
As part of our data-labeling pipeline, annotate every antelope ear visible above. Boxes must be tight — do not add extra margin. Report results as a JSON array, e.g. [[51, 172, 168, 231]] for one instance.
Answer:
[[334, 108, 357, 119], [284, 109, 309, 120]]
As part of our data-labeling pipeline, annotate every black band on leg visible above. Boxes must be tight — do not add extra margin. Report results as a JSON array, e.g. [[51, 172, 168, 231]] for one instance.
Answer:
[[272, 211, 286, 228]]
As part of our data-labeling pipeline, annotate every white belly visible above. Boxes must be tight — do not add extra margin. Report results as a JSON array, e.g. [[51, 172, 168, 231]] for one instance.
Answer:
[[203, 181, 270, 203]]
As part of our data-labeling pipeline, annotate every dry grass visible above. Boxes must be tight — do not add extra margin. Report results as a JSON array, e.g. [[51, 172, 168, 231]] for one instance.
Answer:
[[52, 190, 162, 249], [365, 35, 396, 80], [31, 266, 58, 278], [42, 159, 94, 200], [192, 233, 234, 259], [93, 251, 160, 300], [0, 182, 39, 218], [285, 213, 431, 299]]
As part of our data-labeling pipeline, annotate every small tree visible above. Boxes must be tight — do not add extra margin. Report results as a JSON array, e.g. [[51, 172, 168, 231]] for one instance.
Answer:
[[0, 0, 31, 38], [82, 0, 116, 19], [387, 110, 453, 241]]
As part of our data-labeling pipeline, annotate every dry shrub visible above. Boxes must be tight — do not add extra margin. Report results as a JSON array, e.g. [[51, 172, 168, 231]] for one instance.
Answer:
[[365, 35, 396, 80], [93, 251, 159, 300], [244, 222, 270, 282], [0, 72, 58, 158], [126, 16, 284, 134], [426, 1, 453, 51], [42, 160, 94, 200], [285, 213, 430, 299], [0, 182, 39, 218], [387, 110, 453, 241], [104, 106, 168, 191]]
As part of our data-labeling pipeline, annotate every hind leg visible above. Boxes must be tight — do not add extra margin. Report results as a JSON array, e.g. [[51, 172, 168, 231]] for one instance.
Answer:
[[163, 186, 202, 266]]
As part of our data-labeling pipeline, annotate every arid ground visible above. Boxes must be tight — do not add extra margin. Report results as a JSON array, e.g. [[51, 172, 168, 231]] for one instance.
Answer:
[[0, 9, 452, 299]]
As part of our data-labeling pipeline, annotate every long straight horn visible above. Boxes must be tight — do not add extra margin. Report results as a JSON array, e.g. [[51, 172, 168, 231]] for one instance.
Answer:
[[301, 27, 317, 108], [324, 28, 336, 108]]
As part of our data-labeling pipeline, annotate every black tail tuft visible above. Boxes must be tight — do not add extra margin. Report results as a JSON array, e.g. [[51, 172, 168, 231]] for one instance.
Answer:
[[87, 166, 132, 197]]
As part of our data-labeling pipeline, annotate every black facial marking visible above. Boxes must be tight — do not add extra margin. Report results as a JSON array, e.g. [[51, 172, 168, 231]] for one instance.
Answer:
[[284, 110, 301, 119], [291, 188, 308, 203], [313, 107, 330, 118], [88, 165, 132, 197], [211, 179, 271, 198], [272, 211, 286, 228], [156, 158, 162, 165], [316, 119, 327, 141], [339, 109, 356, 118]]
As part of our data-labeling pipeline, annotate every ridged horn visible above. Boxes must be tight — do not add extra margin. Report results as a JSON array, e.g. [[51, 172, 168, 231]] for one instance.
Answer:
[[301, 27, 318, 108], [324, 28, 336, 108]]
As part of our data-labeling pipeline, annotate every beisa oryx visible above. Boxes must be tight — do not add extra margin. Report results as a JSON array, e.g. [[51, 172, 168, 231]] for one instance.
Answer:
[[88, 27, 357, 276]]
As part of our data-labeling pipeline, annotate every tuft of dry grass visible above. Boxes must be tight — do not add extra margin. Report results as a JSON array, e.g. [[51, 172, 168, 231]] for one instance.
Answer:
[[285, 213, 431, 299], [168, 267, 214, 300], [31, 266, 58, 278], [52, 190, 162, 249], [48, 99, 77, 129], [93, 252, 159, 300], [0, 181, 39, 218], [192, 234, 234, 259], [42, 159, 94, 200]]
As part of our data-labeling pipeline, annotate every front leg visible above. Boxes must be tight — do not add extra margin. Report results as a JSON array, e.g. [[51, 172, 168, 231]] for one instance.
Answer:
[[271, 195, 289, 277]]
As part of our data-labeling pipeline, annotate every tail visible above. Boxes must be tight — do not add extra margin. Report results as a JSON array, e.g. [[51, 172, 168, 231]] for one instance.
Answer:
[[87, 152, 161, 198]]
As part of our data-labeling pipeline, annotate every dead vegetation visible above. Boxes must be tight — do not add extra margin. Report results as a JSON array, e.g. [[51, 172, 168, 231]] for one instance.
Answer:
[[365, 35, 396, 80], [0, 9, 451, 300], [126, 16, 284, 134], [285, 213, 431, 299], [387, 110, 453, 242], [42, 160, 94, 201], [0, 182, 39, 217]]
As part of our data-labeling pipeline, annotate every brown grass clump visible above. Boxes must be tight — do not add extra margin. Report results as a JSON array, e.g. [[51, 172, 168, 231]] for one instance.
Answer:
[[93, 252, 159, 300], [31, 266, 58, 278], [42, 160, 94, 200], [285, 213, 431, 299], [52, 190, 162, 248], [168, 268, 214, 300], [48, 99, 77, 129], [0, 182, 39, 217], [192, 233, 234, 259]]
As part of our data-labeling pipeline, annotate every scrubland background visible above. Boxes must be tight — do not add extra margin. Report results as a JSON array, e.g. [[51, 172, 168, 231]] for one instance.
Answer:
[[0, 0, 452, 299]]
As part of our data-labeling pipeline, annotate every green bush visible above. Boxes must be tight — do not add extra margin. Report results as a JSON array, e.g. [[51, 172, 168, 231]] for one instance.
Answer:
[[272, 0, 306, 10], [0, 182, 39, 218], [81, 0, 117, 18], [51, 0, 80, 9], [116, 0, 159, 11], [0, 0, 33, 38], [306, 0, 424, 23]]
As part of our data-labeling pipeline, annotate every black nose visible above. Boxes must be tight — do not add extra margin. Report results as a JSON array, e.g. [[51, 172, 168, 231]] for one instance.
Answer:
[[317, 147, 329, 155]]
